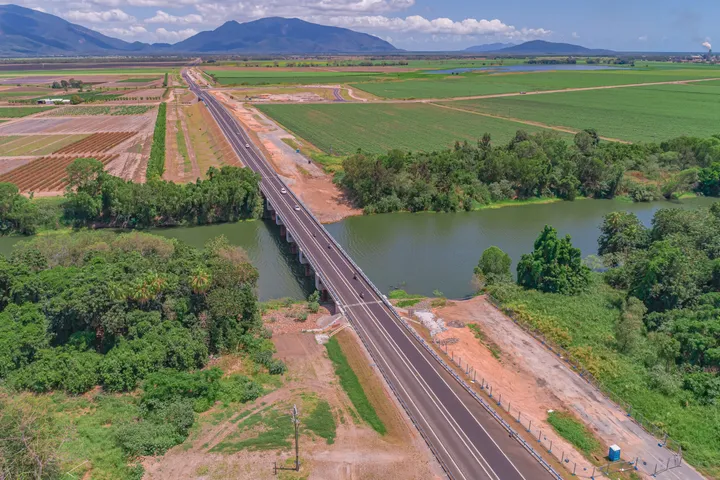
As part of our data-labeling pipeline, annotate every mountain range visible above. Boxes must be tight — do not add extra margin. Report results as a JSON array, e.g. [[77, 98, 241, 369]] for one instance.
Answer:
[[0, 5, 396, 56], [0, 4, 614, 57], [464, 43, 516, 52]]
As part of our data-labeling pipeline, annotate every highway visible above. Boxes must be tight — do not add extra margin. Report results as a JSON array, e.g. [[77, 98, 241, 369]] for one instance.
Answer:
[[183, 69, 554, 480]]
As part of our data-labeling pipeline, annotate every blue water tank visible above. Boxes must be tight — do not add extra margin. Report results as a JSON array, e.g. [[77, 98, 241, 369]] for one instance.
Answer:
[[609, 444, 621, 462]]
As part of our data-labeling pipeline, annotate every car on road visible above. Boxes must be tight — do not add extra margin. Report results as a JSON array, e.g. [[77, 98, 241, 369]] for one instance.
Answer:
[[281, 188, 287, 194], [245, 143, 250, 148], [294, 205, 301, 211], [520, 91, 527, 94]]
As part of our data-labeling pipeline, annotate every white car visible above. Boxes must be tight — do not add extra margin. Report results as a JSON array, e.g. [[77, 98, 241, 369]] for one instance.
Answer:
[[294, 205, 301, 211], [281, 188, 287, 194], [245, 143, 250, 148]]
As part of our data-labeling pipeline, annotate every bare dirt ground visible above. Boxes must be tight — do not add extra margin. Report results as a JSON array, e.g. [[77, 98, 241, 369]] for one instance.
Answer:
[[0, 115, 153, 135], [430, 296, 701, 480], [163, 102, 202, 183], [0, 156, 33, 175], [212, 91, 361, 223], [122, 88, 167, 99], [143, 309, 440, 480]]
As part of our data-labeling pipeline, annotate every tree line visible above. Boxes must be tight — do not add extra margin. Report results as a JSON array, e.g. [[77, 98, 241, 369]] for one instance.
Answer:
[[0, 160, 263, 235], [476, 201, 720, 406], [337, 130, 720, 214]]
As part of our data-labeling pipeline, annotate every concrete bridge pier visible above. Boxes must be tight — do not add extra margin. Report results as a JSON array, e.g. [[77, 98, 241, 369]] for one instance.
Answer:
[[299, 251, 313, 277], [265, 198, 276, 221], [314, 274, 330, 303], [286, 231, 298, 254]]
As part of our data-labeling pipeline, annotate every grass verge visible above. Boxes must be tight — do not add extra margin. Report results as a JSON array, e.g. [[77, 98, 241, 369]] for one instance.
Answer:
[[325, 336, 386, 435], [547, 411, 603, 457], [467, 323, 502, 360]]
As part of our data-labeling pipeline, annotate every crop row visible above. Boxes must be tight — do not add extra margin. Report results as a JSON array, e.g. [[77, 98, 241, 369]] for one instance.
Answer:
[[45, 105, 155, 117], [55, 132, 137, 155], [0, 154, 118, 192]]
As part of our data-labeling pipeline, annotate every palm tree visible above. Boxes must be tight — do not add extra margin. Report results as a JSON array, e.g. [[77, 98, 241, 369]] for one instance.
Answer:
[[191, 268, 211, 294]]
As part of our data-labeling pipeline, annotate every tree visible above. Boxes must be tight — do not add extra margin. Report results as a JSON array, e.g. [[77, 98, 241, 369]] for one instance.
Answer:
[[517, 225, 591, 295], [474, 246, 512, 287], [70, 94, 83, 105], [598, 211, 649, 265], [615, 297, 647, 354]]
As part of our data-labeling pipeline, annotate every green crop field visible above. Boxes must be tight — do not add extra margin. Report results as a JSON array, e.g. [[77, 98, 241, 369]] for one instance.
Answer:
[[0, 106, 54, 118], [257, 103, 566, 155], [205, 69, 392, 85], [447, 82, 720, 143], [351, 67, 720, 99], [0, 90, 49, 98], [118, 77, 160, 83]]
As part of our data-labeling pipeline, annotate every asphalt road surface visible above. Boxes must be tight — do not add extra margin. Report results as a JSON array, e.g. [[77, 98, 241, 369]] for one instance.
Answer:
[[183, 70, 554, 480]]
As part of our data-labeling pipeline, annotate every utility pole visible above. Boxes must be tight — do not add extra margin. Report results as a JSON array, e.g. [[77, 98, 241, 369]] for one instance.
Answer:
[[292, 404, 300, 471], [274, 404, 300, 475]]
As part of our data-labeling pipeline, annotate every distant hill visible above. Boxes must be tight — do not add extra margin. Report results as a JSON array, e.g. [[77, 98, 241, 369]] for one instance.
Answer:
[[495, 40, 614, 55], [0, 6, 397, 56], [0, 4, 147, 56], [464, 43, 516, 52], [172, 17, 397, 54]]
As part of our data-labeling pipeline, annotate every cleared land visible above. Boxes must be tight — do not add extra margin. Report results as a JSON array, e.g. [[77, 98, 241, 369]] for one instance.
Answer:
[[0, 134, 88, 156], [351, 68, 720, 99], [0, 154, 118, 192], [184, 102, 239, 175], [448, 82, 720, 143], [0, 115, 153, 135], [256, 103, 566, 155]]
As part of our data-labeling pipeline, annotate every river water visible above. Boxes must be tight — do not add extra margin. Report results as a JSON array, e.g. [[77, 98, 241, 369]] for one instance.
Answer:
[[0, 197, 714, 300]]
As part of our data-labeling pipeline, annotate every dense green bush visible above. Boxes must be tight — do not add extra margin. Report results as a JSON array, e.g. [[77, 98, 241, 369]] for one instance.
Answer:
[[337, 131, 720, 213], [62, 159, 262, 229]]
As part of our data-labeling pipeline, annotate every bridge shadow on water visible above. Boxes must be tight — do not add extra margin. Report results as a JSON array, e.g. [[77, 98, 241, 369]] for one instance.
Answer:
[[261, 217, 314, 299]]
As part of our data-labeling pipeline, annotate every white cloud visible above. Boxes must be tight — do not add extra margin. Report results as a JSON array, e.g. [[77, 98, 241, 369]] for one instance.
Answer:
[[638, 35, 648, 41], [31, 6, 47, 12], [97, 25, 149, 38], [145, 10, 204, 24], [314, 15, 551, 40], [65, 8, 135, 23], [154, 27, 198, 42], [572, 32, 579, 39]]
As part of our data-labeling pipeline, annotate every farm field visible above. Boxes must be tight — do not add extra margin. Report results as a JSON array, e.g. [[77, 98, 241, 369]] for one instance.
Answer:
[[205, 69, 391, 85], [0, 106, 55, 118], [44, 105, 155, 116], [257, 103, 567, 155], [446, 82, 720, 143], [0, 134, 88, 156], [118, 77, 161, 83], [0, 154, 118, 192], [350, 68, 720, 99], [0, 68, 177, 78], [0, 115, 154, 135], [53, 132, 136, 154]]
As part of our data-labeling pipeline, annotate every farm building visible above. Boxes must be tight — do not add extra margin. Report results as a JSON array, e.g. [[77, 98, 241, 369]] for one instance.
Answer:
[[37, 98, 71, 105]]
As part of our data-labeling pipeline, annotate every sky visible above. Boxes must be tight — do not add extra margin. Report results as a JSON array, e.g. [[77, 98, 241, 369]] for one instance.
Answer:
[[5, 0, 718, 52]]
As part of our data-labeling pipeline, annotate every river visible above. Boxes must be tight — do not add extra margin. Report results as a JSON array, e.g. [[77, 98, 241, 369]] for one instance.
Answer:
[[0, 197, 714, 300]]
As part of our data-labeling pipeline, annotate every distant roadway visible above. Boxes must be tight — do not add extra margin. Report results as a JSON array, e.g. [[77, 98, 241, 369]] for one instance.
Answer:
[[183, 69, 554, 480]]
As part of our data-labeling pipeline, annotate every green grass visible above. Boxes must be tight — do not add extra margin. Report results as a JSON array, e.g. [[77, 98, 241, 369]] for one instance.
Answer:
[[547, 411, 602, 456], [489, 279, 720, 475], [119, 77, 160, 83], [396, 298, 422, 308], [325, 337, 386, 434], [176, 118, 191, 174], [257, 103, 566, 155], [210, 407, 293, 453], [207, 69, 391, 86], [0, 106, 54, 118], [0, 68, 177, 78], [0, 90, 48, 98], [351, 67, 720, 99], [303, 400, 336, 444], [447, 83, 720, 143]]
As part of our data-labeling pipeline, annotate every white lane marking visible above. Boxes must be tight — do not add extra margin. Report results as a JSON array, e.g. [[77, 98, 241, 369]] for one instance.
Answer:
[[190, 76, 529, 480]]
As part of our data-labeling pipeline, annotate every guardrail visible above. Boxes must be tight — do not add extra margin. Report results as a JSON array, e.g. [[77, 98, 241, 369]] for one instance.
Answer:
[[200, 87, 563, 480]]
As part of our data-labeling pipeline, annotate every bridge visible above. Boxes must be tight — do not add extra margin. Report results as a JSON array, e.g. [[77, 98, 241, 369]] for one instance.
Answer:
[[183, 69, 556, 480]]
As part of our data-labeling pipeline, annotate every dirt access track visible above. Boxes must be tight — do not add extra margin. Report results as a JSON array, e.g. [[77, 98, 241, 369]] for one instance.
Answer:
[[431, 296, 704, 480]]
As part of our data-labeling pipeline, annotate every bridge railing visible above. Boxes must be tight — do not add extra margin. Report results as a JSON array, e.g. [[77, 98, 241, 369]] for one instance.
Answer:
[[209, 91, 564, 480]]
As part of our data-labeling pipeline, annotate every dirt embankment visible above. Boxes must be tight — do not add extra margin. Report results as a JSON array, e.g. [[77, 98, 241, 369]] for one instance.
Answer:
[[430, 296, 701, 480], [211, 91, 361, 224]]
